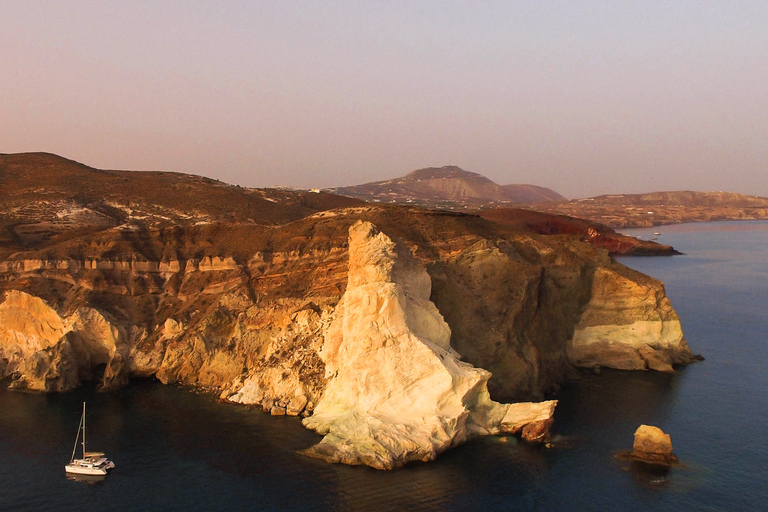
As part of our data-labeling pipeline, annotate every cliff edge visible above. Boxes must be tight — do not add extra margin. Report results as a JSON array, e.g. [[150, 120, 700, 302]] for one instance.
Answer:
[[300, 221, 555, 469]]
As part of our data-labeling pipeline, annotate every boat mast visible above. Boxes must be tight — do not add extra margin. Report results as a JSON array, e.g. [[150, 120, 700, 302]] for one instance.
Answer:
[[82, 402, 86, 458], [69, 403, 84, 463]]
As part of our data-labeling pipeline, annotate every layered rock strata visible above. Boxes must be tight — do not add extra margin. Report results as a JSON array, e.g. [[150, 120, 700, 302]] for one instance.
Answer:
[[0, 208, 696, 400], [0, 203, 698, 467], [300, 221, 556, 469], [567, 266, 695, 372]]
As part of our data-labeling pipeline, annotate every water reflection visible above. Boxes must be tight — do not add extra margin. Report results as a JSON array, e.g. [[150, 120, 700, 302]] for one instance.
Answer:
[[613, 459, 672, 489], [65, 473, 106, 486], [553, 368, 684, 440]]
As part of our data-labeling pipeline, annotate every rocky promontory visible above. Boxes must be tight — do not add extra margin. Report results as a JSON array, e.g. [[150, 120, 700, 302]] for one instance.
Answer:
[[299, 221, 556, 468], [478, 208, 679, 256], [0, 153, 699, 468]]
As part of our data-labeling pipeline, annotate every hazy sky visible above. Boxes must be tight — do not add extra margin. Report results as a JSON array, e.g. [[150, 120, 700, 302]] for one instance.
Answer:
[[2, 1, 767, 198]]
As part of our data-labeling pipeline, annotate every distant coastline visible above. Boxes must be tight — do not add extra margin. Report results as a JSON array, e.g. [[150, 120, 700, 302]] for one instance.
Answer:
[[528, 192, 768, 229]]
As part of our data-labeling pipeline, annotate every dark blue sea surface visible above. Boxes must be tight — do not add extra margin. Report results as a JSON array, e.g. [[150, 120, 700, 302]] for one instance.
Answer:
[[1, 220, 767, 511]]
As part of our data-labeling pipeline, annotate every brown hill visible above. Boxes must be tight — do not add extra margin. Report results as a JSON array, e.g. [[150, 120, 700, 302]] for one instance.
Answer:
[[535, 191, 768, 228], [330, 166, 564, 208], [0, 152, 362, 256]]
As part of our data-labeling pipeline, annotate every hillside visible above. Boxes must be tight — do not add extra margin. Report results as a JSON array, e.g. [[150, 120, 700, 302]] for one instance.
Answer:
[[330, 165, 565, 208], [0, 152, 362, 256], [0, 153, 674, 259], [329, 165, 768, 228], [535, 191, 768, 228]]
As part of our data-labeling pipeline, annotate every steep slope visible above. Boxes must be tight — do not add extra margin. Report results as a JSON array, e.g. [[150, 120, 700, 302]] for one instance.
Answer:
[[0, 152, 362, 256], [300, 221, 556, 468], [0, 203, 696, 398], [501, 184, 566, 203]]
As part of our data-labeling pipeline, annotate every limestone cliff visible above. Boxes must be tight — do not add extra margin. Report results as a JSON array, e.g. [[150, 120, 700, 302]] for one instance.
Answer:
[[300, 221, 556, 469], [567, 266, 694, 371], [428, 235, 695, 401], [0, 153, 702, 469]]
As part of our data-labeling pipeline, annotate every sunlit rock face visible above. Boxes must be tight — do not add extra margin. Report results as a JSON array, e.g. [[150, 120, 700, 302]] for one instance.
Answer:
[[567, 266, 695, 372], [301, 221, 556, 469], [0, 290, 129, 391]]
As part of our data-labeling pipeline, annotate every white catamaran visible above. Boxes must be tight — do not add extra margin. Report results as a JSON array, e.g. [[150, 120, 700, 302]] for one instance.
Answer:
[[65, 402, 115, 476]]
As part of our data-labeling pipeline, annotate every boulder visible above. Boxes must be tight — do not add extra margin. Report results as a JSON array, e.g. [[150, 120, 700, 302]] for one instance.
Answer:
[[630, 425, 678, 465], [286, 394, 308, 416]]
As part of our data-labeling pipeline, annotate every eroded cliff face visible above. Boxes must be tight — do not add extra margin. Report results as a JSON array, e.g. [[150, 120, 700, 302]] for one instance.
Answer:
[[567, 266, 694, 371], [0, 209, 695, 399], [428, 237, 590, 401], [0, 290, 129, 391], [300, 221, 556, 469], [0, 225, 346, 411], [428, 235, 694, 401]]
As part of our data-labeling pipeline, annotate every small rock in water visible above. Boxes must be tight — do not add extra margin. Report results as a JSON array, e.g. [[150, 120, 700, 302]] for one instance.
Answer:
[[628, 425, 678, 465]]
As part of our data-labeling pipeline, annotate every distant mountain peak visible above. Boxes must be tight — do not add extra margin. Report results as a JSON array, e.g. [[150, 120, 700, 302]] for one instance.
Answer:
[[330, 166, 564, 207], [404, 166, 486, 180]]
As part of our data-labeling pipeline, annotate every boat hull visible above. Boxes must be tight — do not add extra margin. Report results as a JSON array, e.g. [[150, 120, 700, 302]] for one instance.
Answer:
[[65, 459, 114, 476], [65, 463, 107, 476]]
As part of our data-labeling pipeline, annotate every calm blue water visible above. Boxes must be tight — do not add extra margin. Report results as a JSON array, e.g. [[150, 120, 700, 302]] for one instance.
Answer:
[[1, 220, 767, 511]]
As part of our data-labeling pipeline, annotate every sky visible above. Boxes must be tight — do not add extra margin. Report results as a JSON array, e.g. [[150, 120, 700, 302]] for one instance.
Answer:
[[2, 1, 767, 198]]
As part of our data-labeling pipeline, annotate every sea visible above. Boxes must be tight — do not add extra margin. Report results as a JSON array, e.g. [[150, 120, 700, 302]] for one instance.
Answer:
[[1, 220, 767, 511]]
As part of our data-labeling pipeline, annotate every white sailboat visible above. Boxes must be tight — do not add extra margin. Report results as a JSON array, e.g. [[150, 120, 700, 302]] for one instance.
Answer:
[[65, 402, 115, 476]]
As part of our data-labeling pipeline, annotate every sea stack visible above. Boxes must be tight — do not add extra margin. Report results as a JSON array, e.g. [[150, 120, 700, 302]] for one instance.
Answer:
[[631, 425, 678, 465]]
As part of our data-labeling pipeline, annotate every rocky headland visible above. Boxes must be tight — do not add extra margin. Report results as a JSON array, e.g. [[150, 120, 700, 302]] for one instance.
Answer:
[[478, 208, 679, 256], [0, 153, 699, 468], [299, 221, 556, 468]]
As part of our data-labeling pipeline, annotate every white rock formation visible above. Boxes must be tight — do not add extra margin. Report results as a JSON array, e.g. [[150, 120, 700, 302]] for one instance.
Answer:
[[301, 221, 556, 469]]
